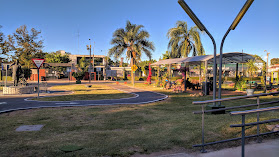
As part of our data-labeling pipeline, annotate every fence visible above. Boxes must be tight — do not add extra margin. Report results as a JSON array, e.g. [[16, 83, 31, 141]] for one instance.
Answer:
[[192, 91, 279, 157]]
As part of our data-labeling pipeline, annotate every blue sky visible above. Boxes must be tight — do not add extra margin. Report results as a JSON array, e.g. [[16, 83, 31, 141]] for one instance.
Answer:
[[1, 0, 278, 62]]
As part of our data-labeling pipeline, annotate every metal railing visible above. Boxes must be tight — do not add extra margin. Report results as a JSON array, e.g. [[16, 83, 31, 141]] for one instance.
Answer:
[[230, 106, 279, 157], [192, 91, 279, 155]]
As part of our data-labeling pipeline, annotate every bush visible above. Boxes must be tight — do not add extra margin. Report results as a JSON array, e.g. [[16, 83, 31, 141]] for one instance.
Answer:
[[0, 76, 12, 81], [234, 77, 246, 91], [72, 71, 85, 81]]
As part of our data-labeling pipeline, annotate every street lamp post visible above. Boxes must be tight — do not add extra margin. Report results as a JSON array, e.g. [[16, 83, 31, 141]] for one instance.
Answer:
[[264, 50, 270, 87], [178, 0, 216, 99], [178, 0, 216, 153], [218, 0, 254, 103], [87, 39, 92, 83]]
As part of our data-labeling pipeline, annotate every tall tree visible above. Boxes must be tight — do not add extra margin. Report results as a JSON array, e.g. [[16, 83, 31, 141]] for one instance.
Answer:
[[108, 20, 155, 85], [45, 52, 71, 64], [76, 57, 89, 72], [0, 26, 13, 61], [162, 51, 171, 60], [45, 52, 71, 73], [10, 25, 44, 68], [270, 58, 279, 65], [0, 25, 4, 56], [167, 21, 204, 58], [138, 59, 157, 76], [246, 59, 259, 88]]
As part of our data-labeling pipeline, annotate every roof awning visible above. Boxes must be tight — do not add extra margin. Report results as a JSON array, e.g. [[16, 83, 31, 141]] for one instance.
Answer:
[[151, 52, 257, 66]]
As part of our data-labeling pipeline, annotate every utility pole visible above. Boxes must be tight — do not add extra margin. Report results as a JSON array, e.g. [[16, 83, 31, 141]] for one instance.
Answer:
[[265, 50, 270, 85], [87, 39, 92, 83], [93, 41, 95, 74], [242, 49, 244, 76]]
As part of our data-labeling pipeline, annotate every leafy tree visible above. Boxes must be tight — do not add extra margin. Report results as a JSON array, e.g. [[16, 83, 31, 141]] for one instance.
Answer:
[[72, 71, 85, 81], [45, 52, 71, 63], [76, 57, 89, 72], [254, 55, 267, 92], [45, 51, 71, 72], [270, 58, 279, 65], [0, 26, 13, 61], [246, 59, 259, 89], [9, 25, 44, 68], [167, 21, 204, 58], [162, 51, 171, 60], [108, 20, 155, 85], [0, 26, 4, 57], [138, 59, 157, 76]]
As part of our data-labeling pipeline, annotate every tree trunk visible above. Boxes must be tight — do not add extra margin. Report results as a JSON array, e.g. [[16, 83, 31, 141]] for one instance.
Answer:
[[131, 57, 135, 86]]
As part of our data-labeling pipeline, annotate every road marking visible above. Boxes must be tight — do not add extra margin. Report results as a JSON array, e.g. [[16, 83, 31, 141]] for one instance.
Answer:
[[0, 102, 7, 105], [55, 102, 79, 105]]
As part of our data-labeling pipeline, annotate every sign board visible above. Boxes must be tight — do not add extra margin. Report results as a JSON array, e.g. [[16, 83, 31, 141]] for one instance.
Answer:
[[131, 65, 138, 72], [32, 59, 45, 69]]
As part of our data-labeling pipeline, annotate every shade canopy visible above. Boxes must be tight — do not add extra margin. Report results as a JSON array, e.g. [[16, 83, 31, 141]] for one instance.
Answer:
[[151, 52, 257, 66]]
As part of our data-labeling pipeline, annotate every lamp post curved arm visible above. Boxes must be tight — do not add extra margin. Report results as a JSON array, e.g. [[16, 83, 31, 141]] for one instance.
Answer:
[[218, 0, 254, 104], [218, 29, 231, 101], [205, 29, 217, 100], [178, 0, 217, 99]]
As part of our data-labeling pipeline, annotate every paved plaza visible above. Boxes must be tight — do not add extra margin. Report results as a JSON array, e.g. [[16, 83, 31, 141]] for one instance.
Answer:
[[0, 82, 167, 114]]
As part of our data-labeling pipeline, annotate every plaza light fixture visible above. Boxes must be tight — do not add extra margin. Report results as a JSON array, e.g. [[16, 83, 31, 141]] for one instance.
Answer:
[[218, 0, 254, 101], [178, 0, 205, 31], [264, 50, 270, 92], [178, 0, 217, 100], [87, 39, 92, 83], [230, 0, 254, 30]]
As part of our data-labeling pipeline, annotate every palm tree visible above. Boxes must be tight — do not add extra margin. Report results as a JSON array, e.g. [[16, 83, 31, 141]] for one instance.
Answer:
[[162, 51, 171, 60], [108, 20, 155, 86], [167, 21, 205, 58], [246, 59, 258, 88]]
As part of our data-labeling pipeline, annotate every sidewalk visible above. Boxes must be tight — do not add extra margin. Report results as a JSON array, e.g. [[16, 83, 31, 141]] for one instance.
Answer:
[[157, 139, 279, 157]]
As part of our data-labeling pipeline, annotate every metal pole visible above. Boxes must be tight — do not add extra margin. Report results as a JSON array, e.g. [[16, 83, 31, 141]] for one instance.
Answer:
[[205, 61, 208, 95], [89, 39, 92, 83], [177, 0, 216, 102], [184, 63, 187, 92], [199, 62, 202, 85], [207, 32, 217, 105], [266, 51, 270, 86], [199, 28, 217, 103], [169, 64, 171, 81], [218, 29, 231, 105], [257, 96, 261, 143], [5, 64, 8, 87], [37, 68, 40, 97], [201, 104, 207, 153], [242, 50, 244, 76], [158, 65, 160, 86], [93, 42, 95, 73], [241, 114, 245, 157]]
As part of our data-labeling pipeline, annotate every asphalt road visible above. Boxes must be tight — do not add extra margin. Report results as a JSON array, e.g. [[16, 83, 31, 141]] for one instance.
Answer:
[[0, 83, 168, 114]]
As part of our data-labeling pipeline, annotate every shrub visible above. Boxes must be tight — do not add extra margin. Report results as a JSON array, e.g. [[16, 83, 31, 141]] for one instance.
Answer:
[[72, 71, 85, 81], [234, 77, 246, 91]]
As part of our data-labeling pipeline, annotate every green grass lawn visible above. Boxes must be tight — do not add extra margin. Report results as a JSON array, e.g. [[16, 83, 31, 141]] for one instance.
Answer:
[[0, 82, 278, 156], [33, 84, 134, 101]]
